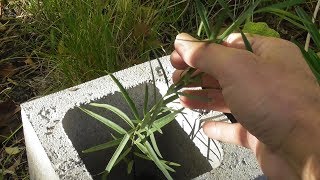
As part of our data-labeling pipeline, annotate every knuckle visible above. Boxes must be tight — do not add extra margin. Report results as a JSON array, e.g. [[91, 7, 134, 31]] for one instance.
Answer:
[[185, 42, 208, 67]]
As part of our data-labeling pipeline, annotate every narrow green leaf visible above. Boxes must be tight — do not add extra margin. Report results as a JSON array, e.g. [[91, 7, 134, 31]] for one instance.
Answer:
[[134, 152, 151, 161], [134, 152, 180, 168], [143, 84, 149, 115], [114, 147, 132, 166], [216, 0, 233, 18], [127, 160, 134, 174], [258, 0, 304, 11], [154, 50, 169, 88], [255, 7, 308, 30], [148, 60, 157, 103], [261, 10, 306, 30], [135, 141, 148, 154], [211, 9, 228, 41], [90, 103, 134, 128], [144, 141, 173, 180], [164, 161, 181, 167], [197, 21, 204, 37], [161, 161, 176, 172], [105, 133, 130, 173], [149, 130, 163, 158], [298, 45, 320, 81], [132, 120, 142, 124], [149, 98, 165, 125], [141, 111, 152, 129], [240, 30, 253, 52], [151, 108, 183, 132], [296, 7, 320, 49], [141, 98, 164, 129], [80, 108, 126, 134], [163, 94, 179, 105], [108, 73, 140, 120], [82, 138, 121, 153], [195, 0, 211, 38], [218, 0, 263, 40]]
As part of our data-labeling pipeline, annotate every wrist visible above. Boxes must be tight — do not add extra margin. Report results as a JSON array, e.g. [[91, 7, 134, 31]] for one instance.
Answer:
[[279, 105, 320, 179]]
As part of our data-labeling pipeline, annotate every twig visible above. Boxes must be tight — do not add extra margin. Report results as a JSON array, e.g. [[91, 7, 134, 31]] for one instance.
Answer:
[[304, 0, 320, 51]]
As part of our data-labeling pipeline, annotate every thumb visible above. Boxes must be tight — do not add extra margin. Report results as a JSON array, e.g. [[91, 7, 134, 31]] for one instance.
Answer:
[[202, 121, 258, 150], [174, 33, 257, 83]]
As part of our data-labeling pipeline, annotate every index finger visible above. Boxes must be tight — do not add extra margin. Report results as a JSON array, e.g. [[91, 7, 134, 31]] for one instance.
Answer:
[[174, 33, 258, 86]]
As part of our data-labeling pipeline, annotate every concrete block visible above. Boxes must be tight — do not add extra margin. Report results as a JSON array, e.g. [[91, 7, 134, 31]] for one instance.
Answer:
[[21, 56, 262, 179]]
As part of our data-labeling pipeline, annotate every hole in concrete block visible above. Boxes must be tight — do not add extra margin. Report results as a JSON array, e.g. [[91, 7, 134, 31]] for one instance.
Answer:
[[63, 83, 214, 179]]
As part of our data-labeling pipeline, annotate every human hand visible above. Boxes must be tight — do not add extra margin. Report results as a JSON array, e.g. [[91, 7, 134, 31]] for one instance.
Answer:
[[171, 33, 320, 179]]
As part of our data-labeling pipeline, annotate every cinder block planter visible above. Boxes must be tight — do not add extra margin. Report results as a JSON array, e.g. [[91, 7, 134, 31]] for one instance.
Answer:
[[21, 56, 262, 179]]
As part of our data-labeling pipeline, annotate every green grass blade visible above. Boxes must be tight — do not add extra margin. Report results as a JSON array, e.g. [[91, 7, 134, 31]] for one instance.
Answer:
[[144, 141, 173, 180], [153, 50, 169, 88], [296, 7, 320, 49], [90, 103, 134, 128], [197, 21, 204, 37], [148, 60, 157, 102], [254, 7, 308, 30], [143, 84, 149, 115], [105, 133, 130, 173], [114, 147, 132, 166], [141, 98, 164, 129], [80, 107, 126, 134], [218, 0, 263, 40], [258, 0, 304, 11], [149, 130, 163, 158], [211, 9, 228, 41], [163, 94, 179, 105], [108, 73, 140, 120], [151, 108, 183, 132], [141, 111, 152, 129], [240, 30, 253, 52], [127, 160, 134, 174], [216, 0, 233, 18], [82, 138, 121, 153], [263, 10, 306, 30], [298, 47, 320, 81], [195, 0, 211, 38]]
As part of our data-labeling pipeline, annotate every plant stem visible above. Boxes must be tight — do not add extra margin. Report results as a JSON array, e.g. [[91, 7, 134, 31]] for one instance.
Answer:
[[304, 0, 320, 51]]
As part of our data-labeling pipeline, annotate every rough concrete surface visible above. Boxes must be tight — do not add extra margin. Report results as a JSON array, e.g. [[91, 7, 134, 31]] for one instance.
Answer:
[[194, 143, 264, 180], [21, 56, 262, 179]]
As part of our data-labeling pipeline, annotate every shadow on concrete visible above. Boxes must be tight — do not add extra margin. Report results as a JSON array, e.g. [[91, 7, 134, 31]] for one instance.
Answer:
[[63, 83, 212, 179]]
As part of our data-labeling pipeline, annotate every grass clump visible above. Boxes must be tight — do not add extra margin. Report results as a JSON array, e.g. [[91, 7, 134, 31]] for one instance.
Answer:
[[25, 0, 184, 87]]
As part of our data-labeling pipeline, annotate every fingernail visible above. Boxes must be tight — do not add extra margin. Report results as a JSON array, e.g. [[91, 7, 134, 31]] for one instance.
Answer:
[[203, 121, 219, 137]]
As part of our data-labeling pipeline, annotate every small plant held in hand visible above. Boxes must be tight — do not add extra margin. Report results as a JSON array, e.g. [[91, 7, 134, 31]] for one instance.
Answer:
[[80, 68, 204, 179]]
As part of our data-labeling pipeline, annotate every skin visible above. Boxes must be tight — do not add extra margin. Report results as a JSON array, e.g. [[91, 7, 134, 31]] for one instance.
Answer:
[[170, 33, 320, 179]]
